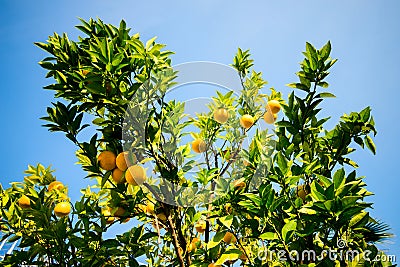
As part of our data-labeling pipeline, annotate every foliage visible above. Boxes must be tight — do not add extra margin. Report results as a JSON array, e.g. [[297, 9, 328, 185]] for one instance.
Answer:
[[0, 19, 395, 267]]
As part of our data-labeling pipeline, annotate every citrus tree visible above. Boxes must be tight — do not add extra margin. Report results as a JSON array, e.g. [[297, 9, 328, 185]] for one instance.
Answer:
[[0, 18, 395, 267]]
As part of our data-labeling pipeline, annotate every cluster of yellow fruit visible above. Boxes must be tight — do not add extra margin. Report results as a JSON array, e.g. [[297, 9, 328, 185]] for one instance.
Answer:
[[192, 101, 281, 154], [97, 150, 146, 186], [17, 180, 71, 218], [263, 99, 281, 124]]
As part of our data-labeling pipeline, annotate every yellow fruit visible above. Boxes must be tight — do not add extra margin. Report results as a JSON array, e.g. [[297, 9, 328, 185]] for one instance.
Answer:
[[125, 165, 146, 186], [213, 108, 229, 124], [146, 202, 155, 214], [296, 184, 308, 201], [195, 220, 206, 233], [48, 181, 64, 191], [263, 112, 278, 124], [116, 151, 135, 171], [267, 100, 281, 114], [112, 168, 125, 184], [188, 242, 197, 252], [240, 114, 255, 129], [188, 237, 201, 252], [157, 213, 167, 221], [82, 70, 89, 76], [98, 151, 117, 171], [208, 263, 221, 267], [102, 209, 115, 224], [233, 179, 246, 190], [54, 202, 71, 217], [223, 232, 237, 244], [18, 195, 31, 209], [192, 139, 207, 153]]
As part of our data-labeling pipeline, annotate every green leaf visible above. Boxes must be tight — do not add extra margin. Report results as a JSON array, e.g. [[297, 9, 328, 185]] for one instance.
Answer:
[[320, 41, 331, 60], [306, 42, 318, 70], [364, 135, 376, 154], [286, 82, 309, 91], [333, 168, 346, 190], [318, 82, 329, 88], [341, 196, 361, 208], [349, 211, 369, 228], [207, 231, 225, 249], [282, 220, 297, 243], [275, 121, 293, 128], [215, 250, 241, 265], [359, 106, 371, 122], [243, 193, 261, 207], [310, 182, 326, 201], [219, 215, 234, 229], [298, 207, 317, 215], [317, 92, 336, 98], [276, 152, 288, 174], [354, 136, 364, 148], [259, 232, 277, 240]]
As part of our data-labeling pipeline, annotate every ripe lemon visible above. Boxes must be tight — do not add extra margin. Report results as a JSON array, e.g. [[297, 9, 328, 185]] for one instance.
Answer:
[[263, 112, 278, 124], [240, 114, 255, 129], [195, 220, 206, 233], [18, 195, 31, 209], [296, 184, 308, 200], [98, 151, 116, 171], [267, 100, 281, 114], [125, 165, 146, 186], [116, 151, 136, 171], [112, 168, 125, 184], [54, 202, 71, 217], [213, 108, 229, 124], [48, 181, 64, 191], [233, 179, 246, 190], [192, 139, 207, 153], [223, 232, 237, 244]]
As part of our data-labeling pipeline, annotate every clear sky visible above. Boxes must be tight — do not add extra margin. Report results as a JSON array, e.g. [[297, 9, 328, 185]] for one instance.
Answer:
[[0, 0, 399, 258]]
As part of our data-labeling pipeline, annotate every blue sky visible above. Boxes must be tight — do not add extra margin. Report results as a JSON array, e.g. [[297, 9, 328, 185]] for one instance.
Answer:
[[0, 0, 399, 258]]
